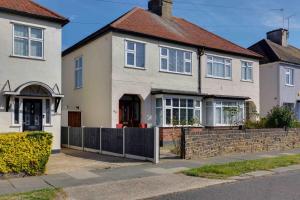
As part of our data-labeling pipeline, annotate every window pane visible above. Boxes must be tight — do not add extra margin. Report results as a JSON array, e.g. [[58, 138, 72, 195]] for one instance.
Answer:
[[161, 48, 168, 56], [136, 43, 145, 68], [225, 65, 231, 78], [180, 99, 186, 107], [14, 38, 29, 56], [173, 108, 179, 124], [166, 109, 171, 125], [185, 62, 191, 73], [127, 53, 135, 65], [14, 98, 19, 124], [247, 67, 253, 80], [195, 110, 201, 122], [127, 41, 134, 50], [195, 100, 201, 107], [156, 108, 162, 126], [177, 51, 184, 73], [161, 58, 168, 70], [188, 109, 194, 124], [215, 107, 222, 124], [46, 99, 51, 124], [173, 98, 179, 107], [30, 41, 43, 57], [166, 99, 171, 106], [242, 67, 247, 80], [185, 52, 191, 60], [156, 98, 162, 107], [207, 62, 213, 75], [180, 109, 187, 124], [188, 99, 193, 107], [14, 25, 28, 37], [31, 28, 43, 39], [169, 49, 176, 72]]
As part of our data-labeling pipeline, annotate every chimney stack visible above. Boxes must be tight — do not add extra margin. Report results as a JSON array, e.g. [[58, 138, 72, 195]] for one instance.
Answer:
[[148, 0, 173, 19], [266, 28, 289, 47]]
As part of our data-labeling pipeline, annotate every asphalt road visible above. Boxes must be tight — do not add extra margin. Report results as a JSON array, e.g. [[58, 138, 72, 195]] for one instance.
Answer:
[[148, 170, 300, 200]]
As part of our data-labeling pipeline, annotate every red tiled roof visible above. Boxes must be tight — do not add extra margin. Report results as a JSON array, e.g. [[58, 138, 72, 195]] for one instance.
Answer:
[[0, 0, 69, 25], [63, 7, 261, 58], [111, 8, 260, 58]]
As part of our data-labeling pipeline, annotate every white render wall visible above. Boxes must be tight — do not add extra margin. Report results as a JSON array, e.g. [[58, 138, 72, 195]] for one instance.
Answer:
[[111, 32, 199, 127], [200, 50, 260, 115], [62, 32, 113, 128], [0, 12, 63, 150]]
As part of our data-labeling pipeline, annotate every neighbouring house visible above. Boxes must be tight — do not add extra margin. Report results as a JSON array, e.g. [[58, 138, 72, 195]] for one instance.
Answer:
[[62, 0, 261, 130], [0, 0, 69, 152], [249, 29, 300, 120]]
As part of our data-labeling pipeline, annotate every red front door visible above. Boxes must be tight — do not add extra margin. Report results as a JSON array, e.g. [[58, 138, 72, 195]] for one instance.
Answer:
[[119, 95, 141, 127]]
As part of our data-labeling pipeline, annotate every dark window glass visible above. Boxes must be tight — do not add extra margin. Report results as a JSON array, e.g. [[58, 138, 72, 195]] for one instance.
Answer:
[[46, 99, 51, 124], [14, 98, 19, 124]]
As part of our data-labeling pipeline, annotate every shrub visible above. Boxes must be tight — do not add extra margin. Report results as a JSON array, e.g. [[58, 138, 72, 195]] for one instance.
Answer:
[[244, 118, 267, 129], [265, 106, 296, 128], [0, 132, 52, 176]]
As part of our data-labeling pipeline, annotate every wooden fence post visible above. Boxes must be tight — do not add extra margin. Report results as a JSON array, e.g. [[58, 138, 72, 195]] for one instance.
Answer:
[[82, 126, 85, 151], [67, 126, 70, 148], [154, 127, 160, 164], [123, 127, 126, 157]]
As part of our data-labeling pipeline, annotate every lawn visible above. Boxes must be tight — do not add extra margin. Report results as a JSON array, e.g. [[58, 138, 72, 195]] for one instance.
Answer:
[[183, 154, 300, 179], [0, 188, 65, 200]]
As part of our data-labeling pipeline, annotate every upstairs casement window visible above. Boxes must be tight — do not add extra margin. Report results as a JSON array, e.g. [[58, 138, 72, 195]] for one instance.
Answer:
[[207, 55, 232, 79], [285, 68, 294, 86], [160, 47, 192, 75], [75, 56, 83, 89], [241, 61, 253, 81], [13, 24, 44, 59], [125, 40, 145, 68]]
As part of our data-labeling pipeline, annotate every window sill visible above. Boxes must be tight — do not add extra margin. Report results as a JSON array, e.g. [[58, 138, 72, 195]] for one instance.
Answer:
[[159, 70, 192, 76], [44, 124, 53, 127], [124, 65, 146, 70], [241, 79, 254, 83], [10, 55, 45, 61], [285, 84, 295, 87], [206, 76, 232, 81], [10, 125, 21, 128]]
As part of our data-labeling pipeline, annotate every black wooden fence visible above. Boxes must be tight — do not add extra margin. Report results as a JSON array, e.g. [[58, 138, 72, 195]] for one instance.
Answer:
[[61, 127, 159, 163]]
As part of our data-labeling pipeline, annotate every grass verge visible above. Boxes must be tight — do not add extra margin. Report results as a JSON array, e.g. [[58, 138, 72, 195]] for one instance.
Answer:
[[0, 188, 65, 200], [183, 154, 300, 179]]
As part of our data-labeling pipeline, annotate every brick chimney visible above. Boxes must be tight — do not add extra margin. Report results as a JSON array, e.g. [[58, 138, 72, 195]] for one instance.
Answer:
[[148, 0, 173, 18], [267, 28, 289, 47]]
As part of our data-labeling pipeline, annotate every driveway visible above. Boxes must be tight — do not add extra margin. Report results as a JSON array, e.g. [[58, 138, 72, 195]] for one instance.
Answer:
[[46, 148, 145, 174]]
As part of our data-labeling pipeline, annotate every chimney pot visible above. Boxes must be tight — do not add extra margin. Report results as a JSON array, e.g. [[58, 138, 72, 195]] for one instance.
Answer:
[[148, 0, 173, 18], [266, 29, 289, 47]]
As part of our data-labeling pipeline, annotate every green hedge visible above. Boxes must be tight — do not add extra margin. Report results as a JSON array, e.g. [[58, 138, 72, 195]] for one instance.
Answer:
[[0, 132, 53, 176]]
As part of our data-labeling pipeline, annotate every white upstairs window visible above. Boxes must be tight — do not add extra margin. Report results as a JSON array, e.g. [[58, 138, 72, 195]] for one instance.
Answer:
[[285, 68, 294, 86], [125, 40, 145, 68], [13, 24, 44, 59], [241, 61, 253, 81], [75, 56, 83, 89], [160, 47, 192, 75], [207, 55, 232, 79]]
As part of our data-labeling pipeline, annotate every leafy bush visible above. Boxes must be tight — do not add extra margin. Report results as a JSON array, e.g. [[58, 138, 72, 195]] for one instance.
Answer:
[[244, 118, 267, 129], [265, 106, 296, 128], [0, 132, 52, 175]]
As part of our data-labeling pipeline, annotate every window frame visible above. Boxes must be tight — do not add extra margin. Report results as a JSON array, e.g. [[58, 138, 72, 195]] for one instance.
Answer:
[[74, 56, 83, 89], [285, 67, 294, 86], [241, 61, 253, 82], [124, 40, 146, 69], [206, 54, 232, 80], [12, 23, 44, 59], [159, 46, 193, 75]]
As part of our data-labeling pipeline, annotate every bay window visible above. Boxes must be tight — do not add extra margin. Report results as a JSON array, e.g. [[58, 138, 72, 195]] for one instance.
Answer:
[[13, 24, 44, 58], [207, 55, 232, 79], [160, 47, 192, 74], [156, 97, 201, 126]]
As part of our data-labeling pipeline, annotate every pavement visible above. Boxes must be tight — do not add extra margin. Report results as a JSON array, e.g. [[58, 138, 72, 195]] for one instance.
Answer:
[[1, 148, 300, 199], [148, 170, 300, 200]]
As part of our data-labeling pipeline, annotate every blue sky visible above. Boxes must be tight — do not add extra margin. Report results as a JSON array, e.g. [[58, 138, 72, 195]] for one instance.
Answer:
[[36, 0, 300, 50]]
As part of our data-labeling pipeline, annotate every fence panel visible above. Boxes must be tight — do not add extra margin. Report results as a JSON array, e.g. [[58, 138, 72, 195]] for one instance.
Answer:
[[125, 128, 154, 159], [61, 127, 68, 146], [69, 127, 82, 147], [101, 128, 123, 155], [84, 128, 100, 150]]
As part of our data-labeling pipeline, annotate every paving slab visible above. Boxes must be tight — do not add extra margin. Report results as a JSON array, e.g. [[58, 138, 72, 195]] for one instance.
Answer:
[[271, 165, 300, 173], [245, 170, 275, 177], [228, 175, 253, 180], [66, 170, 99, 180], [9, 177, 51, 193], [64, 174, 234, 200], [0, 180, 16, 195]]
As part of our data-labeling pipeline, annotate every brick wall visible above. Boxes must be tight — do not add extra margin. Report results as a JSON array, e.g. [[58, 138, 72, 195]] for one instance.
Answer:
[[184, 128, 300, 159]]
